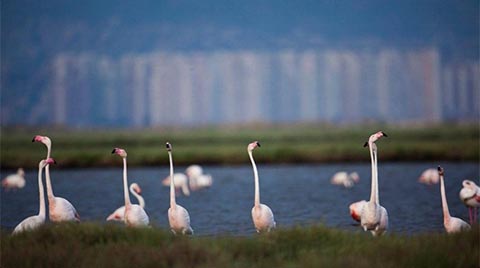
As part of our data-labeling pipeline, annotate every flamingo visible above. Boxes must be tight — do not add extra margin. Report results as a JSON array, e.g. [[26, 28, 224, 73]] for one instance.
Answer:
[[349, 200, 367, 222], [186, 165, 213, 191], [248, 141, 276, 233], [33, 135, 80, 222], [162, 173, 190, 196], [13, 158, 55, 234], [438, 166, 470, 233], [331, 171, 360, 188], [166, 142, 194, 235], [418, 168, 440, 185], [360, 131, 389, 236], [111, 148, 149, 227], [185, 165, 203, 179], [2, 168, 26, 190], [106, 183, 145, 221], [459, 179, 480, 225]]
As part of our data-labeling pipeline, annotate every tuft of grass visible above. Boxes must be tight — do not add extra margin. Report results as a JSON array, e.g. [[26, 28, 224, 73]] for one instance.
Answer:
[[1, 223, 478, 268], [1, 123, 478, 168]]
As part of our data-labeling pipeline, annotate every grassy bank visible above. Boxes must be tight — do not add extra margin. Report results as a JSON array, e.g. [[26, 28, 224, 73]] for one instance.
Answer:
[[1, 124, 478, 168], [1, 223, 478, 268]]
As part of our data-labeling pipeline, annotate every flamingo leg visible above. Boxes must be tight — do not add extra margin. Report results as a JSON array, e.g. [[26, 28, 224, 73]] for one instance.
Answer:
[[475, 207, 478, 224], [468, 208, 473, 225]]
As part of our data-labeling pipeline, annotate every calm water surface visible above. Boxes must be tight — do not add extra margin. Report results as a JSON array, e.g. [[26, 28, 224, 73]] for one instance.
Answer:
[[1, 162, 478, 235]]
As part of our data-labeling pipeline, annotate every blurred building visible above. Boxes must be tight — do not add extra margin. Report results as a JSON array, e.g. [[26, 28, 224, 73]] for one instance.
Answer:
[[45, 47, 479, 127]]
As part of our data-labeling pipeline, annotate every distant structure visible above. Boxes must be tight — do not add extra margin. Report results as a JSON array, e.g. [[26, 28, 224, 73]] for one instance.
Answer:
[[22, 47, 480, 126]]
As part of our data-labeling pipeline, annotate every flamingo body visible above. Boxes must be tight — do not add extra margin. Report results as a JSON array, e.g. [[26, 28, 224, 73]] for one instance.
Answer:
[[162, 173, 190, 196], [49, 197, 80, 222], [107, 183, 145, 221], [349, 200, 367, 222], [2, 168, 26, 189], [189, 174, 213, 190], [168, 205, 193, 235], [252, 204, 276, 233], [418, 168, 440, 185], [124, 204, 149, 227], [331, 171, 359, 188]]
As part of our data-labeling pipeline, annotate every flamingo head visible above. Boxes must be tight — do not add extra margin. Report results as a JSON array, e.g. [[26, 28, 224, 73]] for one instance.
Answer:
[[186, 165, 203, 178], [364, 131, 387, 147], [131, 183, 142, 194], [112, 148, 127, 158], [248, 141, 261, 152], [166, 142, 172, 152], [39, 158, 56, 168], [349, 172, 360, 183], [17, 168, 25, 177], [437, 166, 444, 176], [462, 180, 478, 189], [32, 135, 51, 148]]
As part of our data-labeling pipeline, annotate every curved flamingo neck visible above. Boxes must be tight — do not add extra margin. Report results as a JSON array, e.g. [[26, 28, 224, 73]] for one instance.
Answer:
[[368, 142, 378, 204], [122, 158, 131, 207], [46, 143, 51, 159], [168, 151, 176, 208], [38, 164, 46, 218], [44, 165, 55, 201], [440, 174, 451, 220], [249, 150, 260, 208], [130, 186, 145, 208]]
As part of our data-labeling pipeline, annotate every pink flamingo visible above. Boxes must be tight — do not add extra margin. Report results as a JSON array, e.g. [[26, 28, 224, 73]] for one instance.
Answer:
[[106, 183, 145, 221], [438, 166, 470, 233], [248, 141, 276, 233], [166, 142, 193, 235], [360, 131, 389, 236], [33, 135, 80, 222], [459, 180, 480, 225], [349, 200, 367, 222], [13, 158, 55, 234], [2, 168, 26, 190], [112, 148, 149, 227]]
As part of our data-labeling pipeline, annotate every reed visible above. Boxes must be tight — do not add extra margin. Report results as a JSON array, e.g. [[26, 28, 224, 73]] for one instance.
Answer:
[[1, 223, 478, 268], [1, 123, 478, 168]]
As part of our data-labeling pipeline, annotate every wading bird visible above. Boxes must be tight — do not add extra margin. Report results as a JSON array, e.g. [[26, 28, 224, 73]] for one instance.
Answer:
[[33, 135, 80, 222], [349, 200, 367, 222], [2, 168, 26, 190], [360, 131, 389, 236], [418, 168, 440, 185], [13, 158, 54, 234], [112, 148, 149, 227], [186, 165, 213, 191], [162, 173, 190, 196], [459, 179, 480, 225], [331, 171, 360, 188], [107, 183, 145, 221], [248, 141, 276, 233], [438, 166, 470, 233], [166, 142, 194, 235]]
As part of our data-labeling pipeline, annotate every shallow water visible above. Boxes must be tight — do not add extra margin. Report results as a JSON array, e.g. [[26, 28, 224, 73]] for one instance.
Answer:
[[1, 162, 478, 235]]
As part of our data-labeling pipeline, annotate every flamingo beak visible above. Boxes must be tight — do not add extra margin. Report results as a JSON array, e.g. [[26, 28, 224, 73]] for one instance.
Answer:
[[382, 132, 388, 137], [363, 142, 368, 147], [256, 142, 261, 147], [111, 149, 116, 154]]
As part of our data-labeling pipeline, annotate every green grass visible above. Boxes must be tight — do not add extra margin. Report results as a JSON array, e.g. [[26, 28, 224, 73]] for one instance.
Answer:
[[1, 123, 478, 168], [1, 223, 478, 268]]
